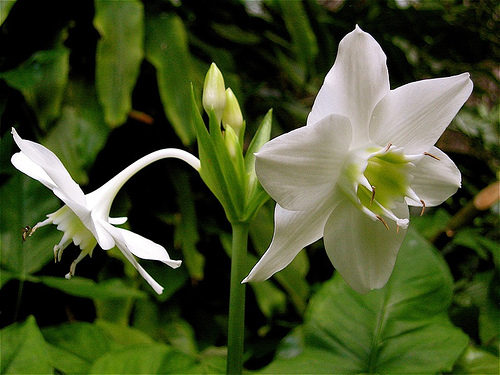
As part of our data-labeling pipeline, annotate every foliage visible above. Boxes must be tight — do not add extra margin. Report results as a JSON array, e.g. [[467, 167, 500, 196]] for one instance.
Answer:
[[0, 0, 498, 373]]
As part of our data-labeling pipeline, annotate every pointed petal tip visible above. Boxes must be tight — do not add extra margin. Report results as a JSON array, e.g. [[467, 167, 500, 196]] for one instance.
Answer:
[[166, 260, 182, 269]]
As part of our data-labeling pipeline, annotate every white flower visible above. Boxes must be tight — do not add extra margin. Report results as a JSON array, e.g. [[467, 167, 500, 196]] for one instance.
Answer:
[[243, 26, 473, 293], [11, 128, 201, 294]]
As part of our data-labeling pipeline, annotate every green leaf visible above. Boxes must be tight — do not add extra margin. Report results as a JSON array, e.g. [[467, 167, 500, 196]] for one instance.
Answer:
[[145, 12, 196, 145], [88, 344, 197, 374], [452, 344, 499, 374], [0, 47, 69, 129], [42, 321, 116, 374], [95, 319, 155, 346], [94, 0, 144, 126], [1, 316, 53, 374], [279, 0, 318, 76], [39, 276, 147, 300], [43, 78, 110, 185], [0, 174, 61, 278], [0, 0, 16, 25], [171, 170, 205, 280], [261, 229, 468, 374]]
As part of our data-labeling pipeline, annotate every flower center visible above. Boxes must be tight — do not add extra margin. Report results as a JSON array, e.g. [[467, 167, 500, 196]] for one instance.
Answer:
[[338, 143, 424, 231]]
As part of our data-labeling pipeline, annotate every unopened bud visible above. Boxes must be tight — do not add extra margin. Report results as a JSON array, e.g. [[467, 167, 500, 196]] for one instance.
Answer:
[[222, 88, 244, 138], [202, 63, 226, 122]]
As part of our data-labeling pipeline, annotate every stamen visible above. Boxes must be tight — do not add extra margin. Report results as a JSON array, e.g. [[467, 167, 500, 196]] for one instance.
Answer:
[[423, 152, 440, 161], [370, 186, 376, 205], [375, 215, 389, 230], [383, 143, 393, 152], [396, 225, 400, 234], [420, 199, 426, 216]]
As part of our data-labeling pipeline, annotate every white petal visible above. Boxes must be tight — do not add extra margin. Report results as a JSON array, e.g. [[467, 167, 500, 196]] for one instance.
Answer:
[[11, 152, 57, 190], [307, 26, 389, 148], [323, 198, 409, 294], [105, 223, 181, 268], [255, 114, 351, 211], [369, 73, 473, 153], [406, 147, 461, 207], [109, 217, 128, 225], [11, 128, 86, 206], [114, 241, 165, 295], [243, 195, 337, 283]]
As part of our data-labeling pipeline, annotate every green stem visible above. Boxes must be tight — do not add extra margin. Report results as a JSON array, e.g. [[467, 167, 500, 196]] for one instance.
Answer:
[[226, 222, 249, 375]]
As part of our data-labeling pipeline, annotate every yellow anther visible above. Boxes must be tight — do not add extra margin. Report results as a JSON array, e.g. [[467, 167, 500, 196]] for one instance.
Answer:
[[375, 214, 389, 230], [420, 199, 426, 216], [423, 152, 440, 161], [370, 186, 376, 205]]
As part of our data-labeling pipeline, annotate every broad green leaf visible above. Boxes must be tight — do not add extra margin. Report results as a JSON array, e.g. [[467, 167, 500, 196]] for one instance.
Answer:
[[43, 78, 110, 185], [39, 276, 146, 300], [0, 0, 16, 25], [451, 344, 499, 374], [0, 174, 61, 278], [171, 170, 205, 280], [261, 229, 468, 374], [145, 12, 195, 145], [0, 47, 69, 129], [1, 316, 53, 374], [88, 344, 197, 374], [95, 319, 155, 346], [94, 0, 144, 126], [42, 321, 116, 374], [279, 0, 318, 76]]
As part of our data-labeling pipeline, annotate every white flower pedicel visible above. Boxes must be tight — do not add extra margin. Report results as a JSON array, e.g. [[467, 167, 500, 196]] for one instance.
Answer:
[[244, 26, 473, 293], [11, 128, 200, 294]]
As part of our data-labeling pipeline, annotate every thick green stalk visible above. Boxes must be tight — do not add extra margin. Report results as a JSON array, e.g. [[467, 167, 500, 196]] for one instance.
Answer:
[[226, 222, 249, 375]]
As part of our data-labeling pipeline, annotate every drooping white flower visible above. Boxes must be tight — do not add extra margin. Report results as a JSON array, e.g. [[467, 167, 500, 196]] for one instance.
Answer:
[[11, 128, 201, 294], [243, 26, 473, 293]]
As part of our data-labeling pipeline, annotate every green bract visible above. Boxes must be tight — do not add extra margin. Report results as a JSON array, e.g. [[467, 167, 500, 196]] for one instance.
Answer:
[[192, 64, 271, 224]]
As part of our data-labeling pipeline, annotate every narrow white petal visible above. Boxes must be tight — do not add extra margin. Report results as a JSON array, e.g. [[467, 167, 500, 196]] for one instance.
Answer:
[[255, 114, 351, 211], [115, 242, 165, 295], [369, 73, 473, 153], [115, 227, 182, 268], [11, 152, 57, 190], [406, 147, 461, 207], [307, 26, 389, 148], [323, 198, 409, 294], [11, 128, 86, 206], [100, 220, 181, 268], [243, 195, 338, 283]]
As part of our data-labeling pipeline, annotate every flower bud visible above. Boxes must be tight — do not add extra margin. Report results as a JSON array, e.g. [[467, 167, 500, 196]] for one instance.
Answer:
[[222, 88, 244, 139], [202, 63, 226, 123]]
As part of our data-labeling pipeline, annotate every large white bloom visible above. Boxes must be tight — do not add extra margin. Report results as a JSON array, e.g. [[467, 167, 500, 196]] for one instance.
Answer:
[[243, 26, 473, 293], [11, 128, 200, 294]]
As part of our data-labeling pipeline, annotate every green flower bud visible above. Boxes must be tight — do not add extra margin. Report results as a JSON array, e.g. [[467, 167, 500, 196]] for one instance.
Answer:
[[222, 88, 244, 138], [202, 63, 226, 123]]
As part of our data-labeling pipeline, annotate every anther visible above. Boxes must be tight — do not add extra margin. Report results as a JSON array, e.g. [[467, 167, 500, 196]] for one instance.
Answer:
[[420, 199, 426, 216], [375, 215, 389, 230], [383, 143, 393, 152], [396, 225, 400, 234], [423, 152, 440, 161], [370, 186, 376, 205]]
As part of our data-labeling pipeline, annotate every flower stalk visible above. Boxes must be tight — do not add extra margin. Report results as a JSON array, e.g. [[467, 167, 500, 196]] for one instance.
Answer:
[[226, 222, 249, 375], [193, 63, 273, 374]]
